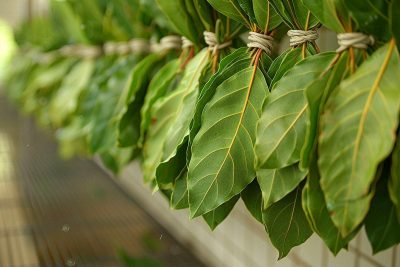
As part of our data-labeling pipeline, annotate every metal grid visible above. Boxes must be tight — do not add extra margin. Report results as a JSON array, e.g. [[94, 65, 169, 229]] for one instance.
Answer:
[[0, 95, 206, 267]]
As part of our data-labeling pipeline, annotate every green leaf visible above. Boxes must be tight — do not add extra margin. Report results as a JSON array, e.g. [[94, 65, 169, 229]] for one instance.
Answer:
[[156, 0, 200, 43], [268, 47, 303, 87], [256, 52, 337, 169], [21, 58, 77, 113], [189, 48, 251, 150], [100, 146, 133, 174], [156, 138, 188, 191], [56, 57, 117, 156], [142, 50, 209, 183], [49, 59, 95, 126], [118, 250, 164, 267], [185, 0, 208, 34], [171, 174, 189, 209], [193, 0, 214, 32], [140, 59, 182, 146], [302, 153, 353, 255], [188, 61, 268, 218], [51, 0, 88, 44], [269, 0, 318, 30], [268, 0, 295, 29], [257, 164, 307, 209], [319, 42, 400, 237], [203, 195, 240, 230], [184, 49, 250, 210], [253, 0, 282, 32], [389, 133, 400, 221], [301, 0, 345, 32], [118, 53, 165, 148], [262, 186, 312, 259], [241, 179, 263, 223], [89, 56, 138, 154], [300, 52, 349, 169], [207, 0, 251, 27], [366, 162, 400, 254], [4, 52, 38, 102], [237, 0, 257, 24], [291, 0, 319, 29], [391, 0, 400, 51], [345, 0, 390, 41]]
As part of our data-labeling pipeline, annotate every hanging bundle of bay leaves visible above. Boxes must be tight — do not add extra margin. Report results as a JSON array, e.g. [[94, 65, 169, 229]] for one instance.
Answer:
[[4, 0, 400, 259]]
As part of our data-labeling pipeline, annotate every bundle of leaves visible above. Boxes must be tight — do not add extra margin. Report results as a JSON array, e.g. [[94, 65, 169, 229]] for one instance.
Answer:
[[4, 0, 400, 259]]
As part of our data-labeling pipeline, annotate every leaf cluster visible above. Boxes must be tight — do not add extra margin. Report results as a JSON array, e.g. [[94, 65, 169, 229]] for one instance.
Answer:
[[4, 0, 400, 259]]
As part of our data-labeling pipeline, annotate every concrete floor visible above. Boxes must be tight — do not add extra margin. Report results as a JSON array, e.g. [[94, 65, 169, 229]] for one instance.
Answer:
[[0, 94, 206, 267]]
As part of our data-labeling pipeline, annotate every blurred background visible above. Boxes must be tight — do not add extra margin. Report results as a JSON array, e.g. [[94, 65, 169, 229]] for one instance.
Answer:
[[0, 1, 399, 267], [0, 1, 207, 267]]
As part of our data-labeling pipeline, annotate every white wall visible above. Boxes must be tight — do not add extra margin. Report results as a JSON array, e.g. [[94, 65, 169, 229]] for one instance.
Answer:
[[109, 162, 399, 267], [0, 0, 48, 27], [0, 0, 27, 27]]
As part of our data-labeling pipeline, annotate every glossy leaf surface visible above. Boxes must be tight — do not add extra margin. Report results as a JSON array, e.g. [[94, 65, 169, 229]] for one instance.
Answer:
[[256, 53, 336, 169], [319, 42, 400, 236], [142, 50, 208, 183], [366, 164, 400, 254], [302, 154, 353, 255], [262, 187, 312, 259], [188, 62, 268, 218], [257, 164, 307, 209]]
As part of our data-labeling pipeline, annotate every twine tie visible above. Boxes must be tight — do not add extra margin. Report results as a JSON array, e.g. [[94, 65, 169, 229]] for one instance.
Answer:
[[182, 36, 194, 49], [287, 30, 319, 47], [336, 32, 375, 53], [204, 31, 232, 54], [247, 32, 274, 55]]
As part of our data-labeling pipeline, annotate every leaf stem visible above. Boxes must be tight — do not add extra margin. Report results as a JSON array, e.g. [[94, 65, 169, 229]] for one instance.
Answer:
[[226, 18, 231, 37], [264, 3, 271, 34], [212, 50, 219, 74], [250, 49, 262, 67], [319, 53, 341, 78], [347, 21, 356, 74], [180, 47, 195, 70], [301, 11, 312, 59], [349, 47, 356, 74]]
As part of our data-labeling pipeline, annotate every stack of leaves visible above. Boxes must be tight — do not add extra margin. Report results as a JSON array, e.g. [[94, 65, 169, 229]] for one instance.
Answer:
[[3, 0, 400, 259]]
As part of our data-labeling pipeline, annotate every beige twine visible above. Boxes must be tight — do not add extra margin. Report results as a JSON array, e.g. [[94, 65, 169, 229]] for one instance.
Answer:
[[204, 31, 232, 54], [336, 32, 375, 53], [247, 32, 274, 55], [287, 30, 319, 47], [59, 45, 102, 59], [182, 36, 194, 49], [104, 39, 150, 56], [152, 35, 182, 52]]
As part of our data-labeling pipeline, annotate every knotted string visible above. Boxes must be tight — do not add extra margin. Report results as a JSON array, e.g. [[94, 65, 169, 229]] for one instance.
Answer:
[[182, 37, 194, 49], [103, 42, 118, 55], [153, 35, 182, 52], [128, 39, 150, 54], [336, 32, 375, 53], [287, 30, 319, 47], [105, 36, 181, 55], [247, 32, 274, 55], [59, 45, 102, 59], [204, 31, 232, 54], [104, 40, 151, 55]]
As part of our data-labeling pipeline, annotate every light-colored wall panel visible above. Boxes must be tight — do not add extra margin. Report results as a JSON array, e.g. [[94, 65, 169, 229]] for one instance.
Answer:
[[99, 160, 399, 267]]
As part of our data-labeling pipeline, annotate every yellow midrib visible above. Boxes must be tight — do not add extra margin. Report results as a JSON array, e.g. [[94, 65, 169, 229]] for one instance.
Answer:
[[191, 63, 259, 217], [342, 39, 396, 232], [228, 0, 251, 28]]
